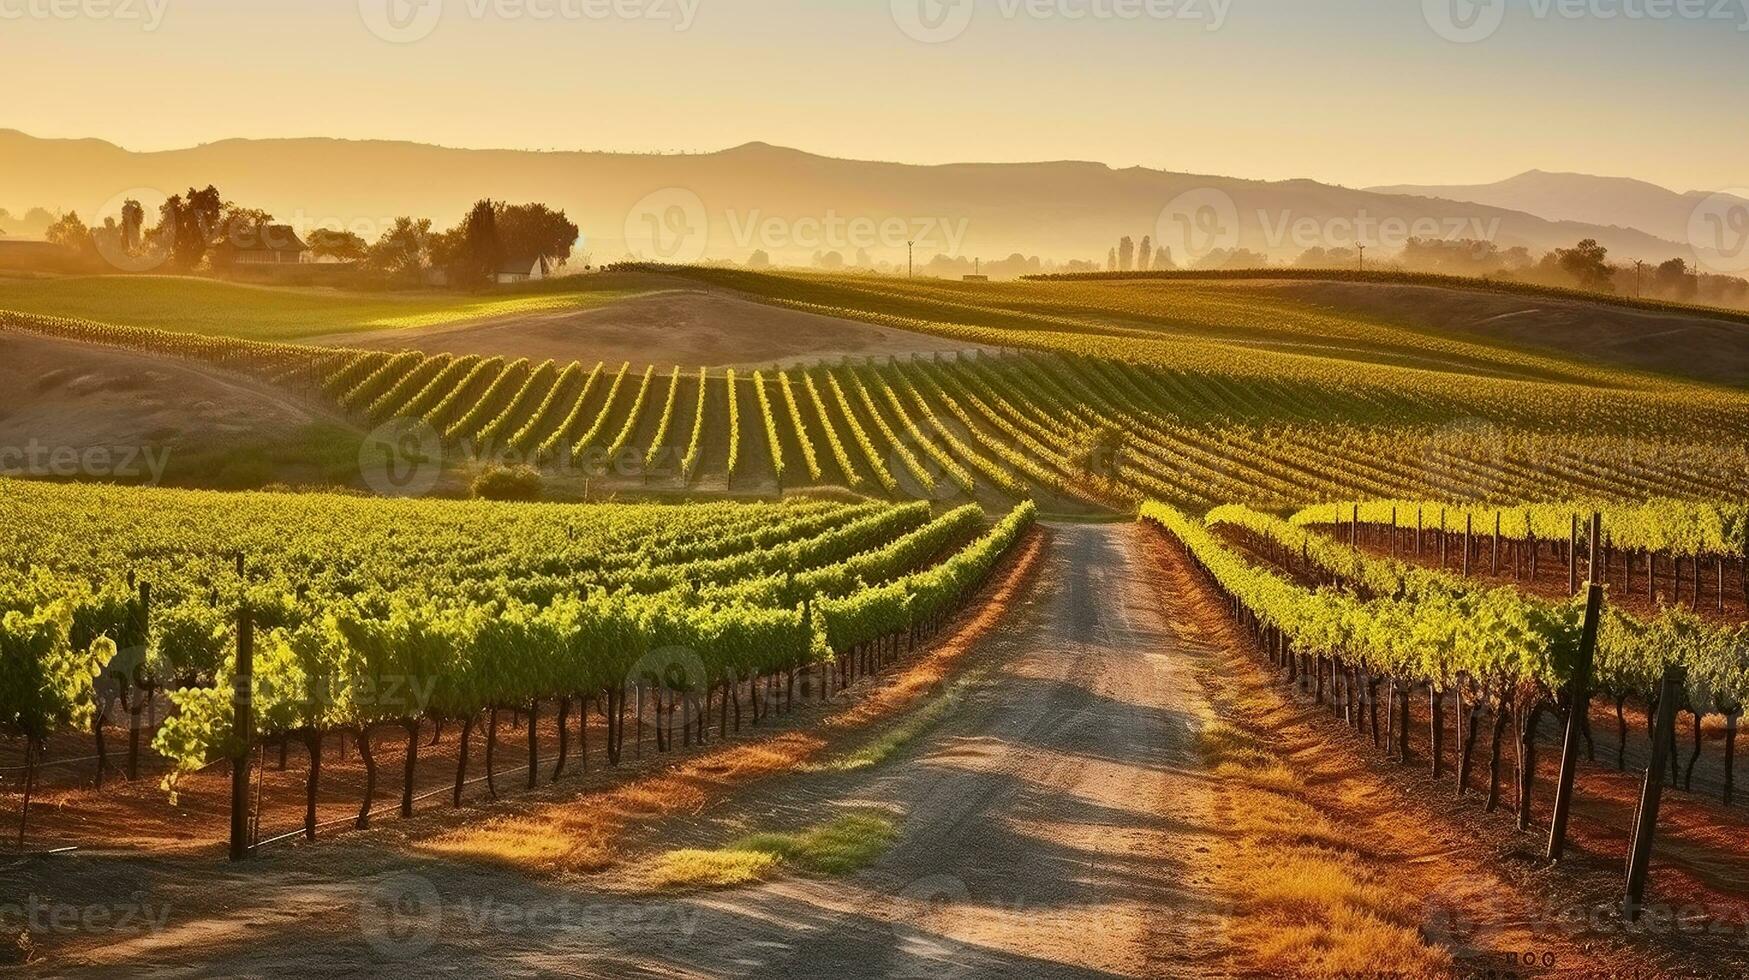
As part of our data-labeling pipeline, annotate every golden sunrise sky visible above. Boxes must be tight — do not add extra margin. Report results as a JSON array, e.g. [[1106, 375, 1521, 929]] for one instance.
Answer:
[[2, 0, 1745, 192]]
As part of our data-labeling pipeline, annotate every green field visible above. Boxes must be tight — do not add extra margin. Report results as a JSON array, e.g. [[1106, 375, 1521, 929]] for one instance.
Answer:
[[0, 273, 648, 341]]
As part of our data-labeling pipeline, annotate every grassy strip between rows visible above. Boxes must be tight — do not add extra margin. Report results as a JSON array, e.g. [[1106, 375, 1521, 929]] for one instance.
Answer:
[[1195, 720, 1450, 976], [813, 669, 982, 773], [650, 812, 899, 889]]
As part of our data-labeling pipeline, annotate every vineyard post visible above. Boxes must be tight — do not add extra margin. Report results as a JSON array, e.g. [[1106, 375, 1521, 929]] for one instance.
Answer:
[[1438, 510, 1447, 569], [1625, 663, 1686, 919], [230, 603, 255, 862], [16, 738, 35, 849], [1463, 515, 1472, 578], [1568, 514, 1579, 596], [1548, 514, 1603, 863], [129, 580, 152, 781], [1389, 507, 1397, 558], [1492, 512, 1500, 576], [1350, 504, 1357, 550]]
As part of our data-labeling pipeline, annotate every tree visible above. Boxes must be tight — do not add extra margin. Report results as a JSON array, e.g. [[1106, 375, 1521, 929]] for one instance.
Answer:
[[1195, 247, 1268, 270], [1153, 246, 1175, 271], [1136, 235, 1152, 272], [1107, 248, 1118, 272], [1549, 238, 1613, 292], [451, 200, 504, 289], [747, 249, 771, 268], [120, 199, 144, 251], [494, 202, 579, 270], [44, 211, 93, 256], [1118, 236, 1135, 272], [153, 186, 225, 270], [1654, 258, 1698, 301], [307, 228, 369, 262], [366, 217, 434, 285]]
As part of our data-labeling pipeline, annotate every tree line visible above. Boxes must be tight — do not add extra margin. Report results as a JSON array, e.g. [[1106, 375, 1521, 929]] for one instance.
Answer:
[[1094, 229, 1749, 309], [33, 188, 580, 291]]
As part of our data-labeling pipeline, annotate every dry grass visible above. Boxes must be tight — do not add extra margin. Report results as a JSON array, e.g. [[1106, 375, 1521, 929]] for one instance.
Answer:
[[649, 848, 783, 889], [1151, 523, 1453, 978], [1196, 717, 1450, 977], [423, 530, 1045, 875]]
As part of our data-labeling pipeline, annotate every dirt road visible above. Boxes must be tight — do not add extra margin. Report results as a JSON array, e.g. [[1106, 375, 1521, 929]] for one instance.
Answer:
[[26, 523, 1232, 979]]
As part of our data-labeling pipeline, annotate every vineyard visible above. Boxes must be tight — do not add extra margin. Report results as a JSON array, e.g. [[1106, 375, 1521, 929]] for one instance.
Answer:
[[5, 270, 1749, 974], [1144, 497, 1749, 917], [5, 298, 1746, 510], [1, 478, 1034, 849]]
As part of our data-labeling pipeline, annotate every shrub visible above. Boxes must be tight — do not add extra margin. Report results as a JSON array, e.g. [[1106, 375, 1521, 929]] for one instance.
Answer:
[[471, 464, 543, 501]]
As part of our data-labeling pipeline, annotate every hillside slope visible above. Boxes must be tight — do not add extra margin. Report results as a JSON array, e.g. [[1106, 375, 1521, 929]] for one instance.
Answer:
[[0, 131, 1692, 266], [1370, 170, 1746, 245]]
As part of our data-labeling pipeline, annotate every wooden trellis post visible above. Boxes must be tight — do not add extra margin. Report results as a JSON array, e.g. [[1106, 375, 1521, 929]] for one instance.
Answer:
[[230, 602, 255, 862], [1625, 663, 1686, 918], [1569, 514, 1580, 596], [1548, 514, 1602, 862]]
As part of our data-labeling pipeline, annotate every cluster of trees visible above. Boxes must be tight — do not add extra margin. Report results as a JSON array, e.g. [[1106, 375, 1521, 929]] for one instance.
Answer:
[[748, 249, 1071, 279], [28, 189, 580, 291], [42, 186, 265, 272], [1106, 235, 1175, 272], [1207, 235, 1749, 308], [1184, 247, 1270, 270], [0, 206, 59, 238], [1386, 237, 1748, 306], [341, 199, 581, 288]]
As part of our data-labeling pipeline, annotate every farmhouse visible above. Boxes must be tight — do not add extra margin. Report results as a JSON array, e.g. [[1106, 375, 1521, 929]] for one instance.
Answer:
[[497, 255, 551, 284], [210, 225, 308, 267]]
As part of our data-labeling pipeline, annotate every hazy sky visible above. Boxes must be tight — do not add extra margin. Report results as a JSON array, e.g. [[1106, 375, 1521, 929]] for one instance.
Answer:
[[2, 0, 1745, 191]]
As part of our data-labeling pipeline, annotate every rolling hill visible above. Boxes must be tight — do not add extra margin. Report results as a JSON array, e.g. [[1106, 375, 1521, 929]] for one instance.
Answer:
[[0, 130, 1697, 268], [1369, 170, 1748, 248]]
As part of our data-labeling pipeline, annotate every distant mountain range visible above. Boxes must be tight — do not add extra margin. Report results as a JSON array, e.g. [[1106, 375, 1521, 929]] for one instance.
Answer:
[[1370, 170, 1748, 248], [0, 130, 1706, 267]]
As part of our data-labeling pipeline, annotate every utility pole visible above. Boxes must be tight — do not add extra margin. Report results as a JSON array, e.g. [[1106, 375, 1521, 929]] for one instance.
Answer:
[[907, 241, 914, 279], [1634, 259, 1645, 297], [1357, 243, 1367, 271]]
